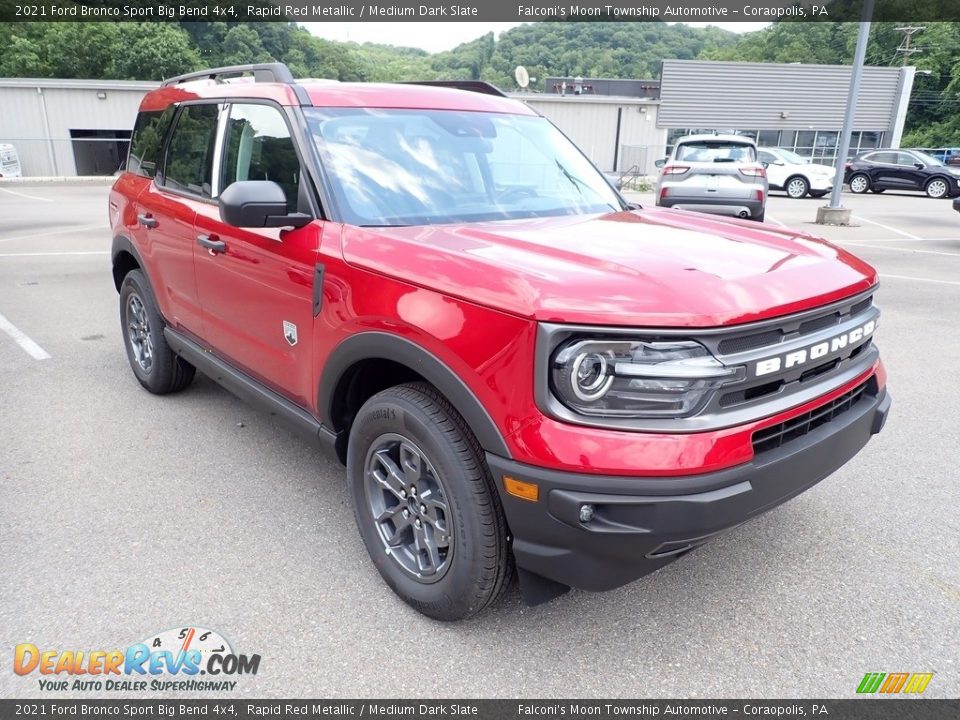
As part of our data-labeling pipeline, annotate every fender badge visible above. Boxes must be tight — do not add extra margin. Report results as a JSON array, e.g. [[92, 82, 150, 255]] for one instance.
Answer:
[[283, 321, 298, 347]]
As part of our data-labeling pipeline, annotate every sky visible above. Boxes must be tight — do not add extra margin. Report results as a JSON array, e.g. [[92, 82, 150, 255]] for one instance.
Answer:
[[302, 22, 767, 53]]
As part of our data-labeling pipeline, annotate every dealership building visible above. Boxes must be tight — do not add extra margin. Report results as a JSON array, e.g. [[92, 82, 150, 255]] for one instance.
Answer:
[[0, 59, 915, 178]]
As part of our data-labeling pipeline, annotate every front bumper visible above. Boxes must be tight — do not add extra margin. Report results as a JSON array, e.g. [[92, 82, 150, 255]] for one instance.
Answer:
[[488, 382, 890, 598]]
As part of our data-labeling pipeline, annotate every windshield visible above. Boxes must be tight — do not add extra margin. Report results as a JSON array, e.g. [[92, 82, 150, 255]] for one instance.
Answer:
[[304, 108, 622, 227], [675, 141, 756, 163], [774, 149, 807, 165], [912, 150, 944, 167]]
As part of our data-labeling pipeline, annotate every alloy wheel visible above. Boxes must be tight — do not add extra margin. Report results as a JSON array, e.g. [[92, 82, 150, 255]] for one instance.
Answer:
[[849, 175, 869, 193], [126, 293, 153, 372], [364, 433, 454, 583], [787, 178, 808, 198], [927, 179, 948, 199]]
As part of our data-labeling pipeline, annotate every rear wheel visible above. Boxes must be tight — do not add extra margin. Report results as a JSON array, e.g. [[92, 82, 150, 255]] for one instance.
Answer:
[[849, 174, 870, 193], [347, 382, 513, 621], [926, 177, 949, 199], [119, 270, 195, 394], [751, 211, 765, 223], [785, 176, 809, 199]]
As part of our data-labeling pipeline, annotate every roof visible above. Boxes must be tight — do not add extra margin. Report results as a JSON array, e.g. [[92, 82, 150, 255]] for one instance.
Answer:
[[139, 78, 535, 115]]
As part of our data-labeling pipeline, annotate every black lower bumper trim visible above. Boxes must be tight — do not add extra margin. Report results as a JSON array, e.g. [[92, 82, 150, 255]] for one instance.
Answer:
[[488, 384, 890, 600]]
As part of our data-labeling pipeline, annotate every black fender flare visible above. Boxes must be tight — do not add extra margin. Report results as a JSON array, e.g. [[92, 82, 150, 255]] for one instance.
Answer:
[[317, 331, 511, 458], [111, 234, 152, 292]]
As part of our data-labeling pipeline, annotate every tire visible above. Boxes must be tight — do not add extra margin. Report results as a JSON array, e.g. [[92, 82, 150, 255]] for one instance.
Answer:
[[785, 176, 810, 199], [849, 173, 870, 193], [925, 177, 949, 199], [870, 188, 886, 194], [119, 269, 195, 394], [347, 382, 513, 621], [751, 211, 765, 223], [809, 191, 828, 199]]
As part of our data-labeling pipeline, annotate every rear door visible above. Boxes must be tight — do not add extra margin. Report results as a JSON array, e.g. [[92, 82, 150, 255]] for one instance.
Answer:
[[863, 151, 902, 189], [136, 103, 221, 335], [192, 101, 321, 408]]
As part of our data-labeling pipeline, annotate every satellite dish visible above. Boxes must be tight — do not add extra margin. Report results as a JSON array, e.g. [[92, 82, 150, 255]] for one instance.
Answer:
[[515, 66, 530, 89]]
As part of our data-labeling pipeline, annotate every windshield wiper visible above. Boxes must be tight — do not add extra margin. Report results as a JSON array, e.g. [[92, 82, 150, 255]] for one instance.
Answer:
[[555, 160, 585, 195]]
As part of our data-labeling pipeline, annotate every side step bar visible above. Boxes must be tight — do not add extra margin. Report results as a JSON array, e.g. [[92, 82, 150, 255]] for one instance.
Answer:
[[163, 327, 340, 460]]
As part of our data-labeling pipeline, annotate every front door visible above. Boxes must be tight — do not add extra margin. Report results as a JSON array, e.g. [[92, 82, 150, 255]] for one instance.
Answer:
[[192, 102, 321, 408]]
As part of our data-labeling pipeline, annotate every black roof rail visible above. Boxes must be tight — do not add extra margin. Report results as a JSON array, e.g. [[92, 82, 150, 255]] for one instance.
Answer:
[[160, 63, 312, 106], [162, 63, 295, 87], [402, 80, 507, 98]]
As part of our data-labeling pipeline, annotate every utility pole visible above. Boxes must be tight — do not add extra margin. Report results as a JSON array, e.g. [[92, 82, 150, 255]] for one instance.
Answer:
[[817, 0, 874, 225], [894, 26, 925, 66]]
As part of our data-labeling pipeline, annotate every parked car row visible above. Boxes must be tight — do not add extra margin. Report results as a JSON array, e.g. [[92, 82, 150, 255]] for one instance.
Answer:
[[652, 135, 960, 225]]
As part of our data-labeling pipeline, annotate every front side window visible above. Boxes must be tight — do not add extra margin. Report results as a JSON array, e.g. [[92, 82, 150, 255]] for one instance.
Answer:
[[221, 103, 301, 213], [161, 104, 220, 198], [304, 108, 621, 227], [128, 107, 174, 178]]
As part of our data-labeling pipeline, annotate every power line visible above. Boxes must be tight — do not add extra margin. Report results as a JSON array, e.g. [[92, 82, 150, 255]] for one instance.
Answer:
[[894, 26, 926, 66]]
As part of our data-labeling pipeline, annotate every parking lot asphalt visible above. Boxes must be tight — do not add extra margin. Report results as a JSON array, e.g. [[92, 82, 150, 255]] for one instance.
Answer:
[[1, 183, 958, 699]]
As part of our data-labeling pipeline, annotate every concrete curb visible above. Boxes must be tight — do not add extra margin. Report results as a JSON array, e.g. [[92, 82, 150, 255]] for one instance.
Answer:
[[0, 176, 115, 187]]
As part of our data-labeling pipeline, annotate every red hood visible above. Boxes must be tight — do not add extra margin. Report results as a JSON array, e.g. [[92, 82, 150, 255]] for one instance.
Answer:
[[340, 208, 878, 328]]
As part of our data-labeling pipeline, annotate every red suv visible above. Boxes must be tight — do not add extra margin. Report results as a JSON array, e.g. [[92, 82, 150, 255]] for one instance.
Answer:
[[110, 64, 890, 620]]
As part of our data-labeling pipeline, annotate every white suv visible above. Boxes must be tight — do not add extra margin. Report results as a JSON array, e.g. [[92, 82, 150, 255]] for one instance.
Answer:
[[759, 147, 834, 199]]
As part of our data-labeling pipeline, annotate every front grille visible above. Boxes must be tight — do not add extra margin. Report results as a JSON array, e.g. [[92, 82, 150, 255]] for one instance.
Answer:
[[718, 329, 783, 355], [751, 380, 870, 454]]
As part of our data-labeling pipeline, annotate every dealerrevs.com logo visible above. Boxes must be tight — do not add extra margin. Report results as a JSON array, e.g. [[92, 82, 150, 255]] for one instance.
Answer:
[[14, 626, 260, 692]]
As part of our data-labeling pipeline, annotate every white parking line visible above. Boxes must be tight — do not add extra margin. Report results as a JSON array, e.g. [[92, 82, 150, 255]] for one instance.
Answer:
[[0, 311, 51, 360], [843, 242, 960, 259], [851, 215, 922, 241], [0, 224, 109, 244], [765, 215, 787, 227], [881, 273, 960, 287], [0, 250, 110, 257], [0, 186, 54, 203]]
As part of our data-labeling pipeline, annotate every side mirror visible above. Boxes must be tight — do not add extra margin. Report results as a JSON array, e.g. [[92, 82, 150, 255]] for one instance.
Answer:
[[219, 181, 311, 229], [914, 162, 925, 170], [654, 158, 666, 168], [761, 161, 770, 169]]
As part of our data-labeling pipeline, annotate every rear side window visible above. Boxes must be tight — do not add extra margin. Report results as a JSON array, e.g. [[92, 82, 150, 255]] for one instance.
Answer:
[[676, 142, 756, 163], [161, 104, 220, 198], [221, 103, 301, 212], [128, 108, 174, 178]]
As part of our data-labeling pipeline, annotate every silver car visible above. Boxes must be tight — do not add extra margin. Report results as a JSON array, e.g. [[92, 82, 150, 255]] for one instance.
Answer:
[[655, 134, 767, 222]]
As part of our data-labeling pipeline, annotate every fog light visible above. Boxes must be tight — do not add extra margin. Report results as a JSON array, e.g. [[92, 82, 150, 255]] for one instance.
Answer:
[[579, 504, 595, 523]]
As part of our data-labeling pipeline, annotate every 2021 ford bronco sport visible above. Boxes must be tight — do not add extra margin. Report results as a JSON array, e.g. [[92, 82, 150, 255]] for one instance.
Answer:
[[110, 64, 891, 620]]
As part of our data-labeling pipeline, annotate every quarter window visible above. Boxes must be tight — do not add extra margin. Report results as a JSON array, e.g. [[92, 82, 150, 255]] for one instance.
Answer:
[[128, 107, 174, 178], [221, 103, 301, 213], [161, 104, 220, 198]]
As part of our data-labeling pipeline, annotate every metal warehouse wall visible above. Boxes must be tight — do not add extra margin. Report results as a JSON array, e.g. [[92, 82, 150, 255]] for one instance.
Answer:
[[520, 95, 667, 174], [658, 60, 914, 140], [0, 79, 155, 176]]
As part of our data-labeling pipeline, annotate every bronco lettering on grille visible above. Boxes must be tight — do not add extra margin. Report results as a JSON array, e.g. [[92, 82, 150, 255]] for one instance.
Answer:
[[755, 319, 876, 377]]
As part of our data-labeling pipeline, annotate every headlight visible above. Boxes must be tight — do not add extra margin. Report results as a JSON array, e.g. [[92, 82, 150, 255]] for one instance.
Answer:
[[550, 339, 745, 418]]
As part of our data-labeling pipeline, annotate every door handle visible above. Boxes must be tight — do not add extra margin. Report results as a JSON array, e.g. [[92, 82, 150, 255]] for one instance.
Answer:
[[196, 234, 226, 254], [137, 213, 158, 229]]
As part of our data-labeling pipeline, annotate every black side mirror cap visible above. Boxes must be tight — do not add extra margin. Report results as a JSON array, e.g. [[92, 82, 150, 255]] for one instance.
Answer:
[[219, 180, 311, 229]]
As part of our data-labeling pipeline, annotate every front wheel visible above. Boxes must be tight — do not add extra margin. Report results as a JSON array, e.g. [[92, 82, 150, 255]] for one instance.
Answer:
[[347, 383, 514, 621], [849, 174, 870, 193], [785, 176, 810, 199], [926, 178, 950, 199]]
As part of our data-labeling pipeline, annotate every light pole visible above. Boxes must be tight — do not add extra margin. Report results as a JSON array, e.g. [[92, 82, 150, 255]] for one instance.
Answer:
[[817, 0, 875, 225]]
